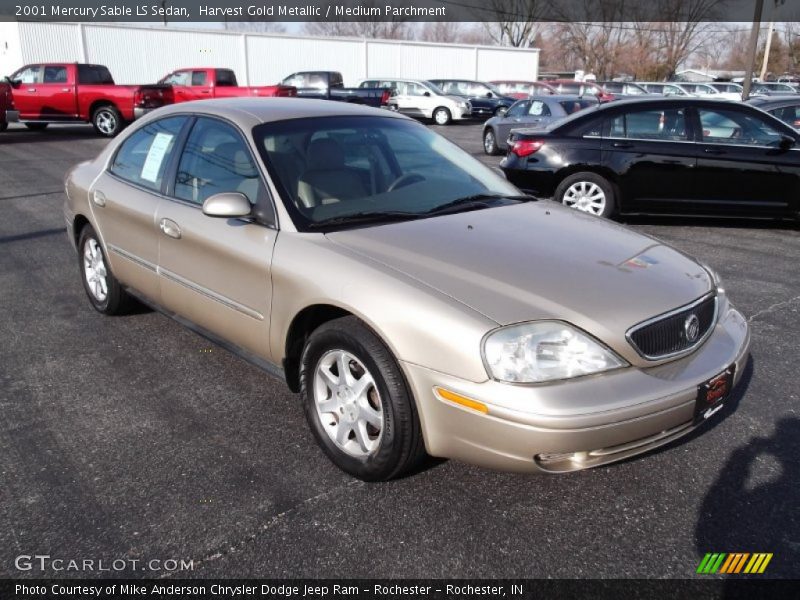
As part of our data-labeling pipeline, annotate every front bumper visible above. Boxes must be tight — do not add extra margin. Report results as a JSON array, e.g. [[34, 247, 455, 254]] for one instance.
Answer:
[[402, 304, 750, 473], [451, 105, 472, 121], [5, 109, 20, 122]]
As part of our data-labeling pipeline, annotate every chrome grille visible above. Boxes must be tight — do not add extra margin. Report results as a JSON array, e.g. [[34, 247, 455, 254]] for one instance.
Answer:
[[627, 294, 717, 360]]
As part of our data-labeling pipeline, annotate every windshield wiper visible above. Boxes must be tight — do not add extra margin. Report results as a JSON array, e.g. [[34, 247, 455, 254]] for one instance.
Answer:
[[307, 211, 420, 230], [424, 193, 536, 216]]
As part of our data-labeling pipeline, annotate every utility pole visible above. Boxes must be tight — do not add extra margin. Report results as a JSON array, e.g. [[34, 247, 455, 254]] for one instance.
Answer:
[[742, 0, 764, 100], [760, 22, 775, 81]]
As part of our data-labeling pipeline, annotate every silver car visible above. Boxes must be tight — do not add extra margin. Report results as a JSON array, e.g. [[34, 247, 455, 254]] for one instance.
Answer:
[[64, 99, 750, 480], [483, 95, 600, 155]]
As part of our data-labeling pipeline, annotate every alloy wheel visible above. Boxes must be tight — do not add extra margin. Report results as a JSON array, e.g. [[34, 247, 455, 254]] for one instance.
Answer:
[[83, 238, 108, 302], [313, 349, 383, 458], [562, 181, 607, 215], [95, 110, 117, 135]]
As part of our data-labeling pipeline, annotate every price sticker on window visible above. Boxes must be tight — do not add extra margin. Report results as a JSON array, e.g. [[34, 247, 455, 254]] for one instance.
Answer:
[[140, 132, 173, 183]]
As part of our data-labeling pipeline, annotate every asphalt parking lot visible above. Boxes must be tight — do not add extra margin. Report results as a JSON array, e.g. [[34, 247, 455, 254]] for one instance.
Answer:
[[1, 120, 798, 580]]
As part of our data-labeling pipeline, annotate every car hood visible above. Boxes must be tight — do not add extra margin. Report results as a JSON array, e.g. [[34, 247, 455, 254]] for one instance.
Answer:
[[326, 202, 712, 360]]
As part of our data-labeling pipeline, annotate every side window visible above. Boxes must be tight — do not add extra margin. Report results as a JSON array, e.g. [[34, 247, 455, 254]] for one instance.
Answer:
[[191, 71, 207, 86], [43, 66, 67, 84], [580, 118, 603, 138], [610, 109, 688, 141], [163, 71, 190, 86], [174, 118, 264, 206], [505, 102, 528, 118], [110, 117, 186, 191], [13, 65, 41, 84], [528, 101, 551, 116], [78, 65, 113, 84], [408, 83, 427, 97], [770, 105, 800, 128], [698, 108, 786, 146], [215, 70, 236, 86]]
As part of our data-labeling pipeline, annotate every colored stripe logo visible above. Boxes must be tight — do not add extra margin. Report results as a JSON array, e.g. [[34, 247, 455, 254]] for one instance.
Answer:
[[697, 553, 773, 574]]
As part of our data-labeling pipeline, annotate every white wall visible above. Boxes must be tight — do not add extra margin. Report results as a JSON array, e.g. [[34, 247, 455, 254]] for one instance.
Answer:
[[9, 22, 539, 86], [0, 22, 23, 76]]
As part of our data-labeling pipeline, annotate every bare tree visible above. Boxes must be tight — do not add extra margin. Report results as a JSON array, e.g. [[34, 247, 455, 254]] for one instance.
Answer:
[[652, 0, 728, 79], [226, 21, 287, 34], [482, 0, 550, 47], [302, 1, 412, 40]]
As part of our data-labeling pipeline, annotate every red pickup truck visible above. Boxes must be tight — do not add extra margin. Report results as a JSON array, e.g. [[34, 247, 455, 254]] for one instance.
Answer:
[[5, 63, 173, 137], [158, 68, 296, 102]]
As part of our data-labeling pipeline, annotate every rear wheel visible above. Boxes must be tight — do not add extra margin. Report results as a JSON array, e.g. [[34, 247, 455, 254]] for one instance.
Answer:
[[0, 122, 7, 132], [92, 105, 123, 137], [483, 128, 500, 155], [300, 316, 426, 481], [24, 122, 48, 131], [433, 107, 452, 126], [555, 172, 616, 218], [78, 224, 136, 315]]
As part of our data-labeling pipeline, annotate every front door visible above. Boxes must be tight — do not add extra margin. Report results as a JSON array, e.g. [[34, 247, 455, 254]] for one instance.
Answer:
[[37, 65, 78, 118], [691, 105, 800, 217], [157, 116, 277, 359], [9, 65, 42, 119]]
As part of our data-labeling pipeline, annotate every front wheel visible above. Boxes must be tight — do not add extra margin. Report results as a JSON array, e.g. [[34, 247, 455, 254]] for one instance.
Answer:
[[483, 128, 500, 155], [432, 107, 452, 126], [554, 172, 616, 218], [0, 122, 8, 132], [92, 105, 123, 137], [300, 316, 426, 481]]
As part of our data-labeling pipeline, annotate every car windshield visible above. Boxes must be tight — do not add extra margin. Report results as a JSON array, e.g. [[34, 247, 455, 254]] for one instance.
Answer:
[[254, 116, 522, 231], [486, 82, 504, 95]]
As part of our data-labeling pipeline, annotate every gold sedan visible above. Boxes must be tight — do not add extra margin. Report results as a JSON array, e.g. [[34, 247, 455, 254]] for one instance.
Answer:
[[64, 98, 750, 480]]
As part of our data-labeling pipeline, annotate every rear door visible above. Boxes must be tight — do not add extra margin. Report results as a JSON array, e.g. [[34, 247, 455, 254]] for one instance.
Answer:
[[601, 104, 698, 213], [162, 70, 197, 102], [157, 116, 277, 358], [37, 65, 77, 118], [90, 115, 189, 301], [690, 105, 800, 217]]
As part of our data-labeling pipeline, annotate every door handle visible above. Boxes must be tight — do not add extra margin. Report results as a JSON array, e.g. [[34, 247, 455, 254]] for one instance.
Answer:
[[61, 87, 70, 92], [27, 88, 36, 92], [612, 142, 634, 148], [200, 90, 211, 94], [159, 218, 182, 239], [703, 147, 726, 155], [92, 190, 107, 207]]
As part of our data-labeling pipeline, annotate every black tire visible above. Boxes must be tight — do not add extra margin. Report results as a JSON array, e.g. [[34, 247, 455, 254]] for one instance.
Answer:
[[0, 121, 8, 132], [300, 316, 426, 481], [78, 224, 136, 315], [432, 107, 452, 126], [24, 122, 48, 131], [91, 105, 123, 137], [554, 171, 617, 218], [483, 128, 500, 155]]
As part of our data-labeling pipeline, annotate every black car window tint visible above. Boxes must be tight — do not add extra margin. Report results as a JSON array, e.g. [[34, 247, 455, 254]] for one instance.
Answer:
[[43, 66, 67, 84]]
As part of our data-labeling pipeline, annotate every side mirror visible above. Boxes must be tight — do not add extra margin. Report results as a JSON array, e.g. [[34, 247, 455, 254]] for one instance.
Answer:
[[202, 192, 252, 218], [423, 91, 431, 97], [486, 92, 494, 98], [779, 135, 796, 150], [5, 77, 20, 88]]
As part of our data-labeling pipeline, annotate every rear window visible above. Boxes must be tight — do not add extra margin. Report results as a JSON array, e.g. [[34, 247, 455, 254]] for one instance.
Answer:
[[215, 69, 237, 87], [77, 65, 114, 85], [110, 117, 186, 191]]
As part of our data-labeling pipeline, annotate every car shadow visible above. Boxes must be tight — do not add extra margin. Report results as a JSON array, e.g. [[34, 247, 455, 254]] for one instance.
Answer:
[[695, 415, 800, 581], [0, 125, 103, 144]]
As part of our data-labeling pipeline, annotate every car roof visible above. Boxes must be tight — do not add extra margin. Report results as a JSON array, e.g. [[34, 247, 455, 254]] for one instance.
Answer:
[[746, 95, 800, 107], [143, 97, 407, 128]]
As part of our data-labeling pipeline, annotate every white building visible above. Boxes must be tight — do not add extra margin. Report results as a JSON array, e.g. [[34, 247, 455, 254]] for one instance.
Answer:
[[0, 22, 540, 86]]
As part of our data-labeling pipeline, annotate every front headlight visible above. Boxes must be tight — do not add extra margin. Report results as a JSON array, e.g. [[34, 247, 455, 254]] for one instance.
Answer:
[[482, 321, 626, 383]]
